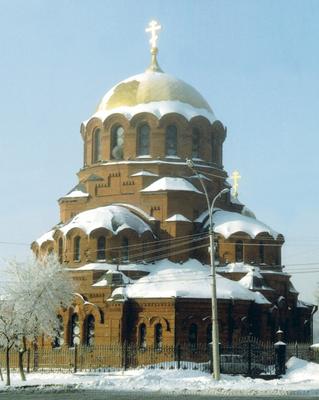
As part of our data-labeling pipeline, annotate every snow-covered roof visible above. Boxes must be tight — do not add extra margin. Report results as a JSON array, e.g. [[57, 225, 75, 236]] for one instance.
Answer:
[[84, 70, 215, 126], [165, 214, 192, 223], [93, 271, 131, 287], [188, 173, 211, 182], [111, 258, 269, 304], [141, 177, 203, 194], [238, 270, 273, 291], [131, 171, 159, 177], [35, 230, 54, 246], [74, 262, 151, 273], [217, 262, 255, 274], [198, 209, 280, 239], [62, 190, 89, 199], [59, 205, 152, 237]]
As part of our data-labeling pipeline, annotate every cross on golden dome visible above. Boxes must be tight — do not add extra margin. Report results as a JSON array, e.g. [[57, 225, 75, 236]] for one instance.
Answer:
[[145, 20, 163, 73], [145, 20, 161, 50], [231, 170, 241, 198]]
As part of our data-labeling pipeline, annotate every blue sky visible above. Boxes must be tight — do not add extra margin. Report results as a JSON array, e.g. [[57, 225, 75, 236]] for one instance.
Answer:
[[0, 0, 318, 303]]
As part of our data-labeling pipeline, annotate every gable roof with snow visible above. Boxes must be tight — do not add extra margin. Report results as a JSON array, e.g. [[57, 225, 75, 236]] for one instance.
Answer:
[[141, 177, 203, 194], [165, 214, 192, 222]]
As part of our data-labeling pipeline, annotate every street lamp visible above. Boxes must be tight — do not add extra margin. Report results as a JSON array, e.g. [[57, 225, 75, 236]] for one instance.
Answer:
[[186, 158, 230, 380]]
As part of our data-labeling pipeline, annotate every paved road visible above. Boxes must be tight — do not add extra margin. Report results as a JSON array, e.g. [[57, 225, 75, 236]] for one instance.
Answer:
[[0, 391, 318, 400]]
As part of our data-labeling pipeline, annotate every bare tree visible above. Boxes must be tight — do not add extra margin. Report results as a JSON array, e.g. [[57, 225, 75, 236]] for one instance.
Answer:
[[0, 254, 74, 385]]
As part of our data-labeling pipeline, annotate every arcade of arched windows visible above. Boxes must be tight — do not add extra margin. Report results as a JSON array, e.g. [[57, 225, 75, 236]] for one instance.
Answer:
[[39, 229, 155, 265], [82, 115, 226, 167]]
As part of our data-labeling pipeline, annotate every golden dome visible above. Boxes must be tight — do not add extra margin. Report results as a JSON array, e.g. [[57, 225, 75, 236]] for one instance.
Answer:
[[95, 69, 215, 122]]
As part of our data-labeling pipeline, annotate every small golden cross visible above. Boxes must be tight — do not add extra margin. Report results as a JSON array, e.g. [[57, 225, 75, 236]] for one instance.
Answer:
[[145, 20, 161, 50], [231, 170, 241, 198]]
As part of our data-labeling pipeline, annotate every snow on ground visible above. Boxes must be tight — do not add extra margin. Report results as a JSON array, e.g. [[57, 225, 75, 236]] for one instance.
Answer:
[[1, 357, 319, 395]]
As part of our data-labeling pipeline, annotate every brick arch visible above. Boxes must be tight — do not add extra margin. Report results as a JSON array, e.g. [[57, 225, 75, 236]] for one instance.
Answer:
[[158, 113, 189, 130], [130, 112, 160, 129], [149, 316, 170, 331], [103, 113, 130, 131], [84, 117, 104, 140]]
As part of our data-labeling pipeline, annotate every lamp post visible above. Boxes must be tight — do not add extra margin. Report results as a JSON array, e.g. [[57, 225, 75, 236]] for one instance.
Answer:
[[186, 159, 230, 380]]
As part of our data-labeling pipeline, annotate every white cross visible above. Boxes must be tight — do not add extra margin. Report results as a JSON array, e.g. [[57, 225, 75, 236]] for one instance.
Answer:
[[145, 20, 161, 49], [231, 170, 241, 198]]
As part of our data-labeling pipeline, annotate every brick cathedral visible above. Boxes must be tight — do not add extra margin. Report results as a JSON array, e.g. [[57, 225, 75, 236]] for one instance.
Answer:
[[32, 22, 314, 350]]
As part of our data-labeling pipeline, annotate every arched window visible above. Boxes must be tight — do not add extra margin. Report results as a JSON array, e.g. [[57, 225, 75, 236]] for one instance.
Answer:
[[235, 240, 243, 262], [84, 315, 95, 346], [74, 236, 81, 261], [259, 241, 265, 263], [69, 314, 80, 347], [92, 128, 102, 163], [111, 125, 124, 160], [188, 323, 198, 350], [139, 323, 147, 349], [53, 315, 64, 348], [58, 238, 63, 263], [122, 237, 129, 262], [137, 124, 150, 156], [97, 236, 106, 260], [165, 125, 177, 156], [192, 128, 200, 158], [154, 323, 163, 350]]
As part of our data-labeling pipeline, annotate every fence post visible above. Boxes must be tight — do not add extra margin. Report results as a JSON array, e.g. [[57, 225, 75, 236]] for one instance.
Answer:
[[123, 342, 128, 371], [247, 340, 252, 376], [176, 344, 181, 370], [209, 343, 213, 374], [295, 341, 298, 358], [73, 345, 78, 373], [275, 332, 286, 376], [26, 348, 30, 373], [219, 342, 222, 373]]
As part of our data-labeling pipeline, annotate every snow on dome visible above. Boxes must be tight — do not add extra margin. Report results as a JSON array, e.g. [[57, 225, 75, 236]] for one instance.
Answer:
[[35, 230, 54, 247], [165, 214, 192, 222], [141, 177, 203, 194], [84, 70, 216, 125], [59, 205, 152, 237], [241, 206, 256, 219], [111, 258, 269, 304], [201, 209, 279, 239]]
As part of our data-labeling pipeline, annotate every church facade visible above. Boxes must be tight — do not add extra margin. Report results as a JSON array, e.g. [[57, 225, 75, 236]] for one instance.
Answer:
[[32, 23, 314, 350]]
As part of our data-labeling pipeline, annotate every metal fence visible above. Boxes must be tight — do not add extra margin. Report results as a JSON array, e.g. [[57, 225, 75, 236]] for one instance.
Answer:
[[0, 339, 316, 378]]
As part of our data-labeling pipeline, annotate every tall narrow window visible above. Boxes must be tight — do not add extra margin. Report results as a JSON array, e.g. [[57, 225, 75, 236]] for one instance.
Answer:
[[111, 125, 124, 160], [192, 128, 200, 158], [154, 323, 163, 350], [259, 241, 265, 263], [137, 124, 150, 156], [84, 315, 95, 346], [165, 125, 177, 156], [69, 314, 80, 347], [235, 240, 243, 262], [122, 237, 129, 262], [97, 236, 106, 260], [93, 128, 102, 163], [188, 323, 198, 350], [58, 238, 63, 263], [139, 323, 147, 349], [74, 236, 81, 261], [53, 315, 64, 348]]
